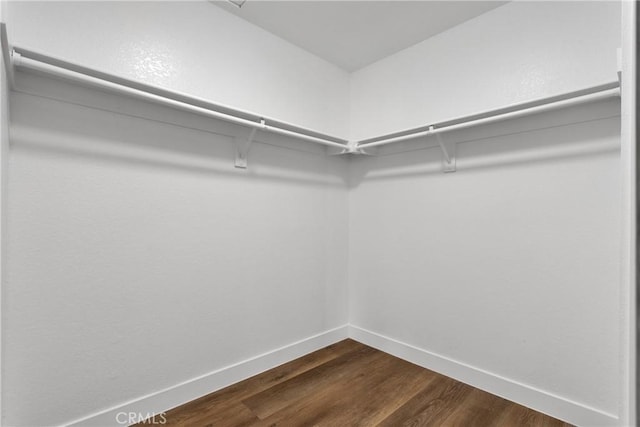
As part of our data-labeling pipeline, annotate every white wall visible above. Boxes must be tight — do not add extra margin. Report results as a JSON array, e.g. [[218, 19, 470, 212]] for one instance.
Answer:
[[0, 0, 8, 422], [350, 1, 622, 141], [2, 48, 349, 427], [348, 102, 622, 424], [2, 4, 351, 423], [1, 1, 630, 426], [619, 2, 637, 425], [6, 1, 350, 138], [348, 1, 624, 425]]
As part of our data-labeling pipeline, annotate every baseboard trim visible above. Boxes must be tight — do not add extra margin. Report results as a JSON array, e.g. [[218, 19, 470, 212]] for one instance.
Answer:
[[348, 325, 618, 427], [65, 324, 618, 427], [66, 325, 349, 426]]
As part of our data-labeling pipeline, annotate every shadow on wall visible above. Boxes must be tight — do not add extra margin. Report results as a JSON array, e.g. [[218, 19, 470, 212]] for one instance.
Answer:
[[9, 90, 349, 189], [10, 70, 620, 191], [349, 103, 620, 187]]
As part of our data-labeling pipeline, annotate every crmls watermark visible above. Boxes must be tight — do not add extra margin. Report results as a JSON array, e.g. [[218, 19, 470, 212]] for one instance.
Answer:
[[115, 412, 167, 425]]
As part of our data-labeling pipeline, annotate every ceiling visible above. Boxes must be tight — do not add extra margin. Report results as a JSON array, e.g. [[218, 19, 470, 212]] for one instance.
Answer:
[[213, 1, 508, 72]]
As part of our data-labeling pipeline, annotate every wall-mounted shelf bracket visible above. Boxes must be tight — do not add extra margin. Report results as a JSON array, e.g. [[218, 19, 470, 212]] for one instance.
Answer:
[[357, 147, 378, 156], [431, 126, 456, 173], [234, 119, 263, 168], [357, 143, 378, 156], [345, 140, 361, 154], [327, 140, 354, 155], [328, 140, 374, 156]]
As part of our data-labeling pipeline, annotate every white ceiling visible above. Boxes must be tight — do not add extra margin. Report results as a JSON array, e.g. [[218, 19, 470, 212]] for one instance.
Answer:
[[213, 1, 508, 72]]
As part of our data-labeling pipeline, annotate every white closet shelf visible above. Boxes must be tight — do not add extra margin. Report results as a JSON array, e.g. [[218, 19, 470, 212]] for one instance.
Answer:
[[355, 81, 620, 172], [357, 83, 620, 149], [6, 46, 351, 155], [0, 23, 621, 172]]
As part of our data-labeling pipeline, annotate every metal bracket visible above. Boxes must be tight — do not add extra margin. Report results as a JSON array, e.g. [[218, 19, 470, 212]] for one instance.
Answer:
[[357, 146, 378, 156], [430, 126, 456, 173], [326, 145, 349, 155], [345, 141, 378, 155], [326, 141, 353, 155], [327, 140, 374, 156], [234, 119, 263, 168], [345, 140, 361, 154]]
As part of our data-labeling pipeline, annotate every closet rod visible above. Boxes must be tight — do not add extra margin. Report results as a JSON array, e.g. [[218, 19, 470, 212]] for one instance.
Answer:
[[357, 82, 621, 150], [9, 46, 350, 150]]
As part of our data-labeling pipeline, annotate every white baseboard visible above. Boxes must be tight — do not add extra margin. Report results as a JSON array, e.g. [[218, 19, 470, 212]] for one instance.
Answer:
[[348, 325, 618, 427], [66, 325, 349, 427], [65, 324, 618, 427]]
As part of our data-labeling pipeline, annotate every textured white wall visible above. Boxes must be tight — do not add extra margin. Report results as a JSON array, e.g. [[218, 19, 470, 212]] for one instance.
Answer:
[[6, 1, 350, 138], [1, 1, 629, 426], [1, 2, 349, 425], [348, 1, 625, 424], [3, 4, 350, 423], [350, 1, 622, 140], [3, 72, 349, 426], [348, 107, 622, 420], [0, 1, 7, 422]]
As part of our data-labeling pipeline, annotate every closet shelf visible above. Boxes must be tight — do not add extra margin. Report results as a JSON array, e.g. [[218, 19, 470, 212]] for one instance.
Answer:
[[354, 80, 620, 172], [0, 23, 351, 167], [8, 46, 350, 145], [356, 82, 620, 150], [0, 23, 621, 172]]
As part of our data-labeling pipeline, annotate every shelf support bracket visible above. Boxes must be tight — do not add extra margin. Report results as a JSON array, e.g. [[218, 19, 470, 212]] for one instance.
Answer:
[[431, 126, 456, 173], [234, 119, 263, 169], [358, 147, 378, 156], [357, 141, 378, 156], [346, 140, 361, 154], [328, 140, 377, 156]]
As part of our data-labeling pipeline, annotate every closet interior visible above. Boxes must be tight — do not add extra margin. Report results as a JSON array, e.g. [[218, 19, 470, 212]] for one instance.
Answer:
[[0, 1, 635, 426]]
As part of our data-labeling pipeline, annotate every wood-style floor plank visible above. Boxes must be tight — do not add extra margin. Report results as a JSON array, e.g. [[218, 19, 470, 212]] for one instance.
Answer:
[[493, 402, 574, 427], [375, 376, 474, 427], [141, 339, 573, 427], [173, 402, 258, 427], [243, 344, 382, 419], [162, 339, 362, 425], [253, 348, 434, 426], [439, 388, 513, 427]]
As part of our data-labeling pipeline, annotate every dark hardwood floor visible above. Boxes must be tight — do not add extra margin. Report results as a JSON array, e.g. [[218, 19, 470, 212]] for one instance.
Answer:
[[143, 339, 572, 426]]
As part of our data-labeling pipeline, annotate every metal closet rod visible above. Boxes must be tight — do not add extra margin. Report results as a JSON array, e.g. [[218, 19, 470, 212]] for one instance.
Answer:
[[357, 81, 621, 150], [5, 42, 621, 155], [9, 45, 350, 150]]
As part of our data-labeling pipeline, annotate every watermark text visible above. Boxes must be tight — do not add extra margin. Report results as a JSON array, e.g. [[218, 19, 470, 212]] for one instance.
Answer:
[[115, 412, 167, 425]]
